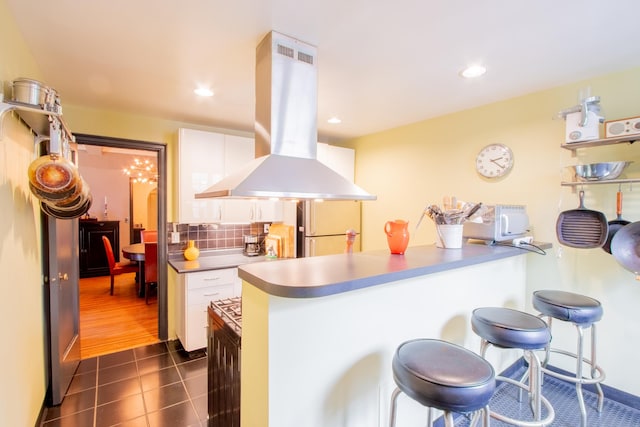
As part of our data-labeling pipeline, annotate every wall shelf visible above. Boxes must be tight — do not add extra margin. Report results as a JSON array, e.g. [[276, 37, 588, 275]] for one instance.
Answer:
[[561, 134, 638, 150], [0, 99, 72, 142], [561, 178, 640, 187]]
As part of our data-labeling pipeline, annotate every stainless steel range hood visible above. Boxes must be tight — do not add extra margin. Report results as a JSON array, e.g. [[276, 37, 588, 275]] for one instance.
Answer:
[[195, 31, 376, 201]]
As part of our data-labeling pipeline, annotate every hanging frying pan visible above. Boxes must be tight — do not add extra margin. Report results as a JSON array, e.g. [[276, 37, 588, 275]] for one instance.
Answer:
[[611, 222, 640, 278], [27, 153, 80, 202], [602, 190, 631, 254], [556, 190, 608, 248], [41, 194, 92, 219]]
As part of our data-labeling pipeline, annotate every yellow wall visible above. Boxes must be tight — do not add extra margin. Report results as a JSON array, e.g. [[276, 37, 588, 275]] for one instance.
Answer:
[[346, 66, 640, 395], [0, 0, 47, 424], [4, 0, 640, 423], [0, 4, 248, 420]]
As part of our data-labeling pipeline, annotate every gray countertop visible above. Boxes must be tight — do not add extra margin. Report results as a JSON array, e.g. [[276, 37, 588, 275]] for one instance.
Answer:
[[168, 248, 268, 273], [238, 242, 550, 298]]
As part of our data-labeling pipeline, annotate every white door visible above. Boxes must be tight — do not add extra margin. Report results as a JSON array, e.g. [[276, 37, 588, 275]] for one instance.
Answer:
[[45, 216, 81, 405]]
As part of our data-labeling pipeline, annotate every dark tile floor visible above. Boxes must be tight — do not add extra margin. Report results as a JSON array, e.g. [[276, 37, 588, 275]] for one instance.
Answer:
[[42, 342, 640, 427], [41, 341, 208, 427]]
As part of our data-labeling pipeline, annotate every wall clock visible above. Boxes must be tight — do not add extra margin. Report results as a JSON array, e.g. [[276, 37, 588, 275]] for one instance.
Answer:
[[475, 143, 514, 178]]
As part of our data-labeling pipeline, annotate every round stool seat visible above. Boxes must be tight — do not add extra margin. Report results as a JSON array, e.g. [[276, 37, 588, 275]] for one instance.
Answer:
[[392, 339, 495, 413], [533, 290, 603, 325], [472, 307, 551, 350]]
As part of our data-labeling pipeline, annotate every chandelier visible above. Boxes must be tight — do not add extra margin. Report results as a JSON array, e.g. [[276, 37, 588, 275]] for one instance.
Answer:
[[123, 158, 157, 184]]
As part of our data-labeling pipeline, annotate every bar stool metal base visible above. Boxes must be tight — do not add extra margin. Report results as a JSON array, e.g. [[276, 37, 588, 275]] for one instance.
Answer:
[[472, 307, 555, 427], [533, 290, 606, 427]]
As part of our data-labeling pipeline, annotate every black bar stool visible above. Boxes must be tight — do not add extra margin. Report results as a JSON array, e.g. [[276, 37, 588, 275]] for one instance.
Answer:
[[532, 290, 605, 427], [471, 307, 555, 426], [389, 339, 496, 427]]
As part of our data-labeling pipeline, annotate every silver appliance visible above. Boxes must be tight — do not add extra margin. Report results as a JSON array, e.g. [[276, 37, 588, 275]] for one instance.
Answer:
[[296, 200, 361, 257], [243, 234, 261, 256], [462, 205, 529, 243], [195, 30, 375, 201]]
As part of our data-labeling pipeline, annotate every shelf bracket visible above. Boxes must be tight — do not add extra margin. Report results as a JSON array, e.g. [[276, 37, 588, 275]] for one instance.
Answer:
[[0, 102, 17, 141]]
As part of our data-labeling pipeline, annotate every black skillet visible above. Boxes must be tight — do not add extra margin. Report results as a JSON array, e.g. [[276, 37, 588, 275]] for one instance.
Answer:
[[556, 190, 608, 248], [603, 190, 631, 254]]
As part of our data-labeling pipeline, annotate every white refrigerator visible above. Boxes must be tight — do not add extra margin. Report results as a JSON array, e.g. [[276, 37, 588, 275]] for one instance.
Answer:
[[296, 200, 361, 257]]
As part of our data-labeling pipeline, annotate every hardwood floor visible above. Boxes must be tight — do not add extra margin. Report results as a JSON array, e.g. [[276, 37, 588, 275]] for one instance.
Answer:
[[79, 272, 159, 359]]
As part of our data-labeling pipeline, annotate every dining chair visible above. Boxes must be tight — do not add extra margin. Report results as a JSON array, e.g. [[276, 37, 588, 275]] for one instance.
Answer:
[[144, 242, 158, 304], [140, 230, 158, 243], [102, 236, 138, 295]]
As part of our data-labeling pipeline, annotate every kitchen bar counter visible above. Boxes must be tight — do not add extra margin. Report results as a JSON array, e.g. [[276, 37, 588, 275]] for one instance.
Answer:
[[238, 241, 550, 298], [168, 248, 267, 273], [239, 241, 550, 427]]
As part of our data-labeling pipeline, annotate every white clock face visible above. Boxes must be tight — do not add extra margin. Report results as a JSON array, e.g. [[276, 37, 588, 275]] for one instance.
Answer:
[[476, 144, 514, 178]]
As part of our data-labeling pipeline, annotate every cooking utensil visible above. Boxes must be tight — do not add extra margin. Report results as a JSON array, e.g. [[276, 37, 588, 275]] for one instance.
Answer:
[[464, 202, 482, 220], [11, 77, 49, 106], [415, 203, 430, 231], [427, 205, 446, 224], [27, 154, 80, 202], [603, 190, 631, 254], [40, 194, 92, 219], [611, 222, 640, 279], [556, 190, 608, 248], [571, 161, 632, 181]]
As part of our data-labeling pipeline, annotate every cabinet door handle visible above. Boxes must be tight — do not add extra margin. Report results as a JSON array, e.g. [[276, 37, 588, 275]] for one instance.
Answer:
[[203, 292, 220, 297], [203, 277, 220, 281]]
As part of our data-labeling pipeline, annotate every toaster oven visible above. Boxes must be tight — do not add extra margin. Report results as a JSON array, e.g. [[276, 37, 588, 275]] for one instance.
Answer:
[[462, 205, 529, 242]]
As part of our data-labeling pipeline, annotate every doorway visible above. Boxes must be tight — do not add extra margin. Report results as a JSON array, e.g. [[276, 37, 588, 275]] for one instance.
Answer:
[[74, 134, 168, 355]]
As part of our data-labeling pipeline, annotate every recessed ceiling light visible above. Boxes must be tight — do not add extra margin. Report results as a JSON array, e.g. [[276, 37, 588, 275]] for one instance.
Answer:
[[460, 65, 487, 79], [194, 87, 214, 97], [328, 117, 342, 124]]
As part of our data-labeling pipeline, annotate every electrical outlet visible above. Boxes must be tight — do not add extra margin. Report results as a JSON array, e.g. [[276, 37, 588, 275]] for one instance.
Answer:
[[264, 223, 270, 234], [170, 232, 180, 244], [512, 236, 533, 246]]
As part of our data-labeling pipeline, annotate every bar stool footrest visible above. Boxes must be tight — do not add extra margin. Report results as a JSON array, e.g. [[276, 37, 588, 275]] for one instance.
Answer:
[[542, 347, 606, 386], [491, 376, 556, 427]]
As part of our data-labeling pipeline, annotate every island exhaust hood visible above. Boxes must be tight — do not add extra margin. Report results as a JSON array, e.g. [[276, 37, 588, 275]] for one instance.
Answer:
[[195, 31, 376, 201]]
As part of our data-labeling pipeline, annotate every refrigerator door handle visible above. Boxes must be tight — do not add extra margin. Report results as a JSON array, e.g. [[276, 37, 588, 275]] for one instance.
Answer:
[[308, 238, 315, 257], [308, 202, 316, 235]]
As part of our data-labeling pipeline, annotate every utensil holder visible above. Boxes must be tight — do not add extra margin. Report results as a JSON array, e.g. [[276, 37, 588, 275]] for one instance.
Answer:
[[436, 224, 463, 249]]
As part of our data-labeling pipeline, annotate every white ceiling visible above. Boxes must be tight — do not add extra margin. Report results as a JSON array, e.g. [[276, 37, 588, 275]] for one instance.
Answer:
[[5, 0, 640, 142]]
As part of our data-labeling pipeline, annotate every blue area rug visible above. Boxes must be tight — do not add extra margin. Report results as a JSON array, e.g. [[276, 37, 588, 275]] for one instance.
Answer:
[[450, 359, 640, 427]]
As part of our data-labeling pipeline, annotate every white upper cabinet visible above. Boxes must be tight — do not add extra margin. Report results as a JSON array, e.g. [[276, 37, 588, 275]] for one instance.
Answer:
[[178, 129, 284, 224], [317, 143, 355, 182], [224, 134, 254, 173], [178, 128, 225, 223]]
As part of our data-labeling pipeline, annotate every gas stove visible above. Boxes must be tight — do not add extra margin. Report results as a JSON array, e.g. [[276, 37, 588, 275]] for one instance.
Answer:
[[209, 297, 242, 335], [208, 296, 242, 425]]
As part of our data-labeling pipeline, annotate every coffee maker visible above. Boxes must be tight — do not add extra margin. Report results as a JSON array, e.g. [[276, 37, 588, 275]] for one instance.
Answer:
[[243, 235, 261, 256]]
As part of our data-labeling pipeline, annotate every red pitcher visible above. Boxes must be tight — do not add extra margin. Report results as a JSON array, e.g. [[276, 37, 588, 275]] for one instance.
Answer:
[[384, 219, 410, 254]]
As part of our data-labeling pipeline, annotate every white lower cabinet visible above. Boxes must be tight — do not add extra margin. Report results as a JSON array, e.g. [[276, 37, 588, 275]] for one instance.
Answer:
[[175, 268, 241, 351]]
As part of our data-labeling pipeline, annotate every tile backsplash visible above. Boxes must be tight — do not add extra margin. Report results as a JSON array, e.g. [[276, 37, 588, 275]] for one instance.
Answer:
[[167, 222, 270, 254]]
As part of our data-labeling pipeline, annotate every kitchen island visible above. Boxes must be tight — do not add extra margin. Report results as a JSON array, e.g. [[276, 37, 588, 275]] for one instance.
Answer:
[[238, 242, 549, 427]]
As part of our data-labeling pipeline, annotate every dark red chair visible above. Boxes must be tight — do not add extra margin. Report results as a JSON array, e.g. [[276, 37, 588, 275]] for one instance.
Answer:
[[102, 236, 138, 295], [140, 230, 158, 243], [144, 242, 158, 304]]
